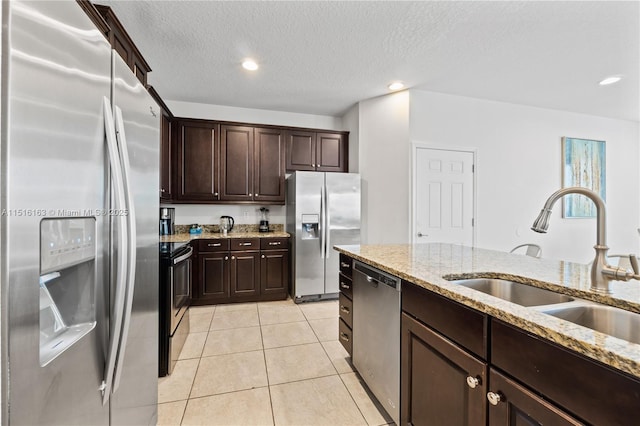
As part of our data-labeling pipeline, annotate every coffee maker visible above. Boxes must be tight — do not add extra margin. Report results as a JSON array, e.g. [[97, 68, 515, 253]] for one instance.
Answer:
[[159, 207, 175, 235], [259, 207, 269, 232]]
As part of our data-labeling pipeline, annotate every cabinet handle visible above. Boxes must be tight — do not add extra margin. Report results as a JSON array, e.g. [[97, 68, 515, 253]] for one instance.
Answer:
[[231, 256, 235, 260], [208, 243, 221, 247], [466, 376, 480, 389], [240, 242, 252, 246], [340, 282, 350, 289], [339, 332, 350, 342], [249, 193, 252, 197], [261, 254, 265, 259], [268, 241, 281, 246], [224, 256, 229, 260], [487, 392, 502, 406], [214, 192, 219, 197], [340, 262, 350, 268], [161, 189, 165, 193], [340, 305, 350, 314]]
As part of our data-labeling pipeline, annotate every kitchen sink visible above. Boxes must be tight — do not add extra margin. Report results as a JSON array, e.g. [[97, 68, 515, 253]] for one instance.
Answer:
[[447, 278, 574, 307], [540, 304, 640, 345]]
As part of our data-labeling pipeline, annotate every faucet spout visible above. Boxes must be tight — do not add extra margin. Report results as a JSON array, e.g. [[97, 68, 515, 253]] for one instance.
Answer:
[[530, 187, 632, 294]]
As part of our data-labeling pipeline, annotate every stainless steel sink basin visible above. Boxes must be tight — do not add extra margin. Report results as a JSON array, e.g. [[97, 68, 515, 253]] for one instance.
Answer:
[[447, 278, 574, 307], [541, 305, 640, 345]]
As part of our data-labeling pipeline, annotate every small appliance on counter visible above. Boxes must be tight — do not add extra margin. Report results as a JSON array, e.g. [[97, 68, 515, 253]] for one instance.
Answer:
[[160, 207, 175, 235], [189, 224, 202, 234], [259, 207, 270, 232], [220, 215, 234, 236]]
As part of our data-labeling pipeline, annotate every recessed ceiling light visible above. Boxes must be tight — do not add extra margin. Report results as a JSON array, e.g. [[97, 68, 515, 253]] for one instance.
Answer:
[[242, 59, 259, 71], [599, 75, 622, 86], [388, 82, 404, 91]]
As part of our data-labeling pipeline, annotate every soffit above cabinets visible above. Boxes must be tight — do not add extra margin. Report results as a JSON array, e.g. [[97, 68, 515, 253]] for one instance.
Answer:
[[97, 1, 638, 121]]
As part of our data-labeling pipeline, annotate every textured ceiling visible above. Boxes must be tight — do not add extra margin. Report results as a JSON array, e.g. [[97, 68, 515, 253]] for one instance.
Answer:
[[98, 1, 639, 121]]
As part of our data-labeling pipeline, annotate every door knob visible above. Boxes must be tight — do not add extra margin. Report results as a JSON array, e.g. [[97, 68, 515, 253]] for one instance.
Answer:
[[417, 232, 427, 237]]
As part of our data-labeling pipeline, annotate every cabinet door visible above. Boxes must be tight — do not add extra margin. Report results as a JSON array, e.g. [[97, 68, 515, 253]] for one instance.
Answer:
[[487, 369, 583, 426], [285, 130, 316, 171], [159, 113, 172, 201], [199, 252, 230, 302], [254, 127, 285, 203], [260, 249, 289, 296], [230, 251, 260, 299], [221, 125, 254, 201], [316, 132, 347, 172], [401, 312, 487, 426], [176, 120, 220, 201]]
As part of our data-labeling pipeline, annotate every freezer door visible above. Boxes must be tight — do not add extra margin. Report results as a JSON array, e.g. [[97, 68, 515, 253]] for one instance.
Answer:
[[325, 173, 361, 293], [109, 53, 160, 425], [290, 172, 326, 298], [3, 1, 111, 424]]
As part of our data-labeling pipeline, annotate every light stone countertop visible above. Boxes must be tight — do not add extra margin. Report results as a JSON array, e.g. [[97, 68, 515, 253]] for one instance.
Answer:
[[161, 231, 290, 243], [334, 243, 640, 379]]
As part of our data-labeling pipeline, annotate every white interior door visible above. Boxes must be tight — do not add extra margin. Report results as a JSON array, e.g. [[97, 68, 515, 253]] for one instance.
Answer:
[[413, 146, 475, 245]]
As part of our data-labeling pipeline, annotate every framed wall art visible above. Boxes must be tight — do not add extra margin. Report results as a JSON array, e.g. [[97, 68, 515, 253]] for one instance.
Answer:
[[562, 137, 606, 218]]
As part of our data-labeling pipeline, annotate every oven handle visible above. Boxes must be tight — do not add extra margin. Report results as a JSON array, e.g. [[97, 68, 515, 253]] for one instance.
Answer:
[[173, 247, 194, 265]]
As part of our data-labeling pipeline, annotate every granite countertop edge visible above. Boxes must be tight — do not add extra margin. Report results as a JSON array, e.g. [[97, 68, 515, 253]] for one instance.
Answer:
[[161, 231, 290, 243], [334, 243, 640, 379]]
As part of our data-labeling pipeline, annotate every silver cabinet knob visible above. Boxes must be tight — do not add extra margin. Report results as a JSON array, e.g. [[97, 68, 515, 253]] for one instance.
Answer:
[[214, 192, 219, 197], [161, 189, 165, 193], [340, 305, 350, 314], [487, 391, 502, 406], [231, 255, 235, 260], [340, 282, 350, 289], [339, 332, 350, 342], [466, 376, 480, 389], [224, 256, 229, 260], [261, 254, 265, 258], [248, 193, 252, 197], [340, 262, 350, 268]]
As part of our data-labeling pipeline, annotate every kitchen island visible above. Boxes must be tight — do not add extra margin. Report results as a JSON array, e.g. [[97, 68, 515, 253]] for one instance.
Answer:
[[334, 243, 640, 425]]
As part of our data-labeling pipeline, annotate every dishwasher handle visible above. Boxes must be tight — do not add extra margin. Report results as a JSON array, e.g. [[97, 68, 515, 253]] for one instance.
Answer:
[[353, 261, 401, 290]]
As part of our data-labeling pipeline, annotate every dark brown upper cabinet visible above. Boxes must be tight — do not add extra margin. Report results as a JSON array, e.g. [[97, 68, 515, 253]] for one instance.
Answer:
[[254, 127, 286, 203], [93, 4, 151, 85], [175, 120, 220, 202], [148, 86, 174, 202], [220, 125, 255, 202], [286, 130, 348, 172], [220, 125, 285, 204]]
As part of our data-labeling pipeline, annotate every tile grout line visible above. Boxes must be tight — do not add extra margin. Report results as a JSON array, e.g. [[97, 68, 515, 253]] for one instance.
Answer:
[[257, 301, 278, 426]]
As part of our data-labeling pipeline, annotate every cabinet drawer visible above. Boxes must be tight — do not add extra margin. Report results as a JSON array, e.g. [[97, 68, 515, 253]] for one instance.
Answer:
[[230, 238, 260, 251], [339, 254, 353, 278], [338, 274, 352, 299], [339, 293, 353, 328], [198, 239, 229, 252], [402, 281, 487, 359], [338, 319, 352, 356], [260, 237, 289, 250]]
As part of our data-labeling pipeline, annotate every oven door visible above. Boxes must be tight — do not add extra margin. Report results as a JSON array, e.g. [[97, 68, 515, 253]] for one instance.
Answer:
[[170, 246, 192, 333]]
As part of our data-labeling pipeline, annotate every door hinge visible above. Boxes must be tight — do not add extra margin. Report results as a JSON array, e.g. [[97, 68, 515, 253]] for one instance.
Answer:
[[472, 218, 475, 226]]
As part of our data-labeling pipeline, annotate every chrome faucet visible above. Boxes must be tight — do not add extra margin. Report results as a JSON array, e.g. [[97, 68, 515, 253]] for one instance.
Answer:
[[531, 187, 639, 293]]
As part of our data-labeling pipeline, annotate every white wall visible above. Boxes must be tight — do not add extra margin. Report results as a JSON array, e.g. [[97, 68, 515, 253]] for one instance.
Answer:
[[167, 100, 343, 130], [163, 204, 286, 228], [409, 90, 640, 263], [342, 104, 360, 172], [358, 91, 411, 244]]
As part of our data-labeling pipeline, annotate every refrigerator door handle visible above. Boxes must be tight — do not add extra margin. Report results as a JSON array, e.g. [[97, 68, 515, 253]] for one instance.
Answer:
[[320, 185, 326, 259], [101, 97, 129, 405], [325, 186, 331, 258], [111, 105, 137, 393]]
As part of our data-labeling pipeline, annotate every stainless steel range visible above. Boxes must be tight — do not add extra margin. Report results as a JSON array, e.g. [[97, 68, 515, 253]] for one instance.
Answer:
[[159, 242, 192, 376]]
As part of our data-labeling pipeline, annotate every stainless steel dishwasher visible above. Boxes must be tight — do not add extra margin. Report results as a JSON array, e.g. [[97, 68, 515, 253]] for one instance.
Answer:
[[352, 260, 401, 425]]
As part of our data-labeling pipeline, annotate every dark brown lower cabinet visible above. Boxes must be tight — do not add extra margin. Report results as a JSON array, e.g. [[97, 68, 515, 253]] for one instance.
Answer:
[[230, 250, 260, 299], [198, 251, 230, 303], [487, 369, 582, 426], [401, 312, 487, 426], [260, 249, 289, 297]]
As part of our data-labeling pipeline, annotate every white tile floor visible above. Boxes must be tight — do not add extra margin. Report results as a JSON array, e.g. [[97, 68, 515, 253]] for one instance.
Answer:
[[157, 298, 394, 426]]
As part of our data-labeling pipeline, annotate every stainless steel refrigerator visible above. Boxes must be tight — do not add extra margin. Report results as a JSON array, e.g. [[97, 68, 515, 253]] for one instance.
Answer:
[[1, 1, 159, 424], [286, 172, 361, 302]]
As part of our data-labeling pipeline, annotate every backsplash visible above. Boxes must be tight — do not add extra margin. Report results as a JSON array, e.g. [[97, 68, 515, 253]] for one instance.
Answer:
[[175, 223, 284, 234], [161, 204, 286, 227]]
